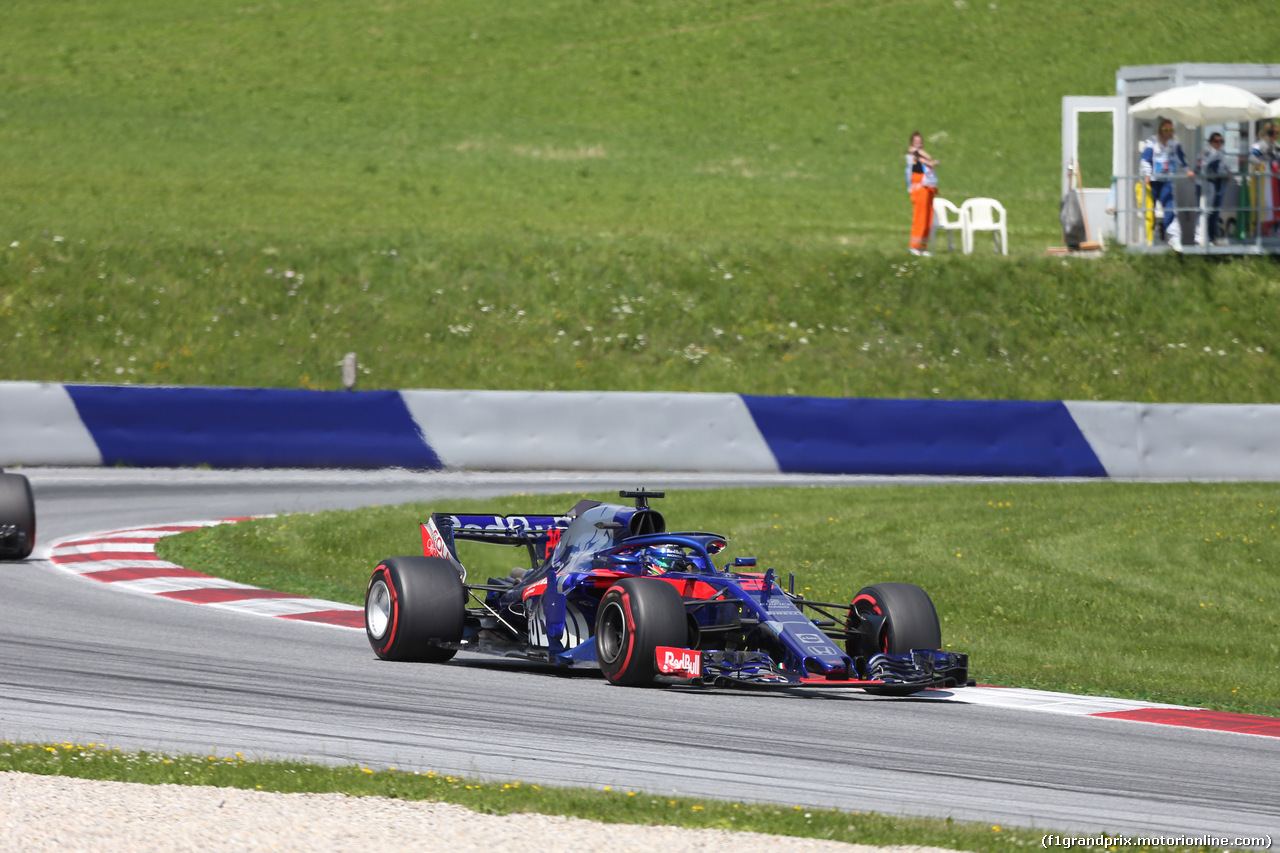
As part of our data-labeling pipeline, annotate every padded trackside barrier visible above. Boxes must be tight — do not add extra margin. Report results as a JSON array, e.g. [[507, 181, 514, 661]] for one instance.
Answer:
[[0, 382, 103, 467], [1064, 401, 1280, 480], [741, 396, 1107, 477], [61, 385, 442, 470], [398, 389, 778, 472], [2, 381, 1279, 479]]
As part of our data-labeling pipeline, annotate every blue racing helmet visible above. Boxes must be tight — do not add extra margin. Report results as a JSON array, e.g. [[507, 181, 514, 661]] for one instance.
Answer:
[[641, 545, 686, 575], [641, 545, 713, 575]]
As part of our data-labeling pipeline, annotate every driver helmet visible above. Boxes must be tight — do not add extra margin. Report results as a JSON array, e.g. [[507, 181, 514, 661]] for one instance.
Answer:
[[641, 545, 686, 575]]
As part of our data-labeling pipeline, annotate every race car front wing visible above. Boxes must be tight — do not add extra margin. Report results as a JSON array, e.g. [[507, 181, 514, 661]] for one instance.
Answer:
[[666, 648, 969, 691]]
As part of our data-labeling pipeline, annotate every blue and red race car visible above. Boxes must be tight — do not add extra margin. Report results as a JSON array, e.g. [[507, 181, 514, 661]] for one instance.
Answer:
[[365, 490, 969, 693]]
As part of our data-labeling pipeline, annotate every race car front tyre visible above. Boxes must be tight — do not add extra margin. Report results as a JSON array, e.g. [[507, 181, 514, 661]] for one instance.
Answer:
[[365, 556, 465, 663], [595, 578, 687, 687], [848, 582, 942, 655], [0, 472, 36, 561], [847, 582, 942, 695]]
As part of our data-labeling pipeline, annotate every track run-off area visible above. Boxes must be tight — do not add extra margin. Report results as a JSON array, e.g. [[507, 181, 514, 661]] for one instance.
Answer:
[[2, 469, 1277, 840]]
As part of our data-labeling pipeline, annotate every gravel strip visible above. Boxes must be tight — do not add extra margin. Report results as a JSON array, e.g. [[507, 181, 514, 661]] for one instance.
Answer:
[[1, 772, 957, 853]]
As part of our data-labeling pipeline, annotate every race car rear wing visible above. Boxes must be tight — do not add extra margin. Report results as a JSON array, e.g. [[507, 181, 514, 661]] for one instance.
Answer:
[[422, 513, 572, 576]]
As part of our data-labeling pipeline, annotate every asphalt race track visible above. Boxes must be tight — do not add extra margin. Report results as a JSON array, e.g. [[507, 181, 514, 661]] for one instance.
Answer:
[[2, 469, 1277, 839]]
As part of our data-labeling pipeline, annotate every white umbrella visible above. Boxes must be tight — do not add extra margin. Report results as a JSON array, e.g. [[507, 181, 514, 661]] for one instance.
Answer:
[[1269, 97, 1280, 119], [1128, 82, 1269, 126]]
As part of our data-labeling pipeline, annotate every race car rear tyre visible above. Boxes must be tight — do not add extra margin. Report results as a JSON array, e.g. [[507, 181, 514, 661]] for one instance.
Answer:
[[595, 578, 687, 687], [847, 583, 942, 696], [0, 472, 36, 561], [365, 556, 465, 663]]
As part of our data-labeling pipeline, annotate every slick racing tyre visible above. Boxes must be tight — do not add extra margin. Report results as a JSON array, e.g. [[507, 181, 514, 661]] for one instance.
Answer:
[[595, 577, 687, 687], [846, 582, 942, 696], [847, 582, 942, 655], [366, 556, 465, 662], [0, 472, 36, 561]]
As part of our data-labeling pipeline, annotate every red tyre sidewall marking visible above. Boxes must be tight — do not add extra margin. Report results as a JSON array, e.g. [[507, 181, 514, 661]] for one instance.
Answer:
[[850, 593, 887, 652], [369, 564, 400, 656], [613, 588, 637, 677], [851, 594, 883, 615]]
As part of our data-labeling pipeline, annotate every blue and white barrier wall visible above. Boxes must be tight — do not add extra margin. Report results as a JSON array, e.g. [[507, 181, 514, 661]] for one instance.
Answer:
[[2, 381, 1279, 480]]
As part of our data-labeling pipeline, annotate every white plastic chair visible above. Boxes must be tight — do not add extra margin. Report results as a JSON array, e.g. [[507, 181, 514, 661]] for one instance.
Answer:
[[960, 198, 1008, 255], [931, 197, 966, 252]]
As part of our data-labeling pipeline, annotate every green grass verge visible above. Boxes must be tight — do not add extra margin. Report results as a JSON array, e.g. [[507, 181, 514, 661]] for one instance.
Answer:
[[158, 483, 1280, 718], [0, 741, 1228, 853], [3, 236, 1278, 402]]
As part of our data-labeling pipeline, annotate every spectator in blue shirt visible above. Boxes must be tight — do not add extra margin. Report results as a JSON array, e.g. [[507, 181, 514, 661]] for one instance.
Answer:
[[1140, 118, 1195, 250]]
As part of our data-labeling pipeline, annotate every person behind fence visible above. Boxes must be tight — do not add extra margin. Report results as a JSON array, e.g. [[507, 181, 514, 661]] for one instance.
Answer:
[[1249, 121, 1280, 237], [1140, 118, 1194, 250], [905, 131, 938, 257], [1195, 132, 1232, 245]]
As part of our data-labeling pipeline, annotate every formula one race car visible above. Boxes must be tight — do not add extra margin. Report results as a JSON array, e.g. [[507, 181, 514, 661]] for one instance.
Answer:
[[365, 491, 969, 693], [0, 469, 35, 561]]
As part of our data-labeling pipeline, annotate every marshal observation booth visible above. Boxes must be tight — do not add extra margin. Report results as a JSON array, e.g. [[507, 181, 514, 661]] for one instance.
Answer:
[[1062, 63, 1280, 255]]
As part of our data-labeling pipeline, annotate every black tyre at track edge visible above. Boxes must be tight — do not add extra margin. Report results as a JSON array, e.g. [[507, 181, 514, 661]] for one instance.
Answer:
[[0, 472, 36, 561], [595, 577, 687, 687], [365, 556, 465, 663], [847, 582, 943, 696]]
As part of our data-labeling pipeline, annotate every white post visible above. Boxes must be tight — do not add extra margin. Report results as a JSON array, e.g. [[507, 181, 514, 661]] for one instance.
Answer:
[[341, 352, 358, 391]]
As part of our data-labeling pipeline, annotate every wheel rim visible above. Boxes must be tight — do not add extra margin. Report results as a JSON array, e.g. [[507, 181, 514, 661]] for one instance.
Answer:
[[853, 599, 888, 655], [367, 578, 392, 640], [597, 599, 626, 665]]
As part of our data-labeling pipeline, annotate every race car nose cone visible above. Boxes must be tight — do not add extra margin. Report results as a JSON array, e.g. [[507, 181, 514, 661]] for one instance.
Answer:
[[805, 657, 849, 677]]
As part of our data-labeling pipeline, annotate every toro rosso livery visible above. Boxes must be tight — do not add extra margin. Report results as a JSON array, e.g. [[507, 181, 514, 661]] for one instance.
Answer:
[[365, 491, 969, 692]]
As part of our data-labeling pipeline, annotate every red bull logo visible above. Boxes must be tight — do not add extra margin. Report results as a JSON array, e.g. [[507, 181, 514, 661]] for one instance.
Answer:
[[655, 646, 701, 678], [420, 518, 451, 559]]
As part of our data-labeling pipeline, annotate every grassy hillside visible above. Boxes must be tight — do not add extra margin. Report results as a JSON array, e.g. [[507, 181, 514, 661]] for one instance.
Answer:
[[3, 237, 1277, 401], [1, 1, 1278, 400], [3, 0, 1277, 244]]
